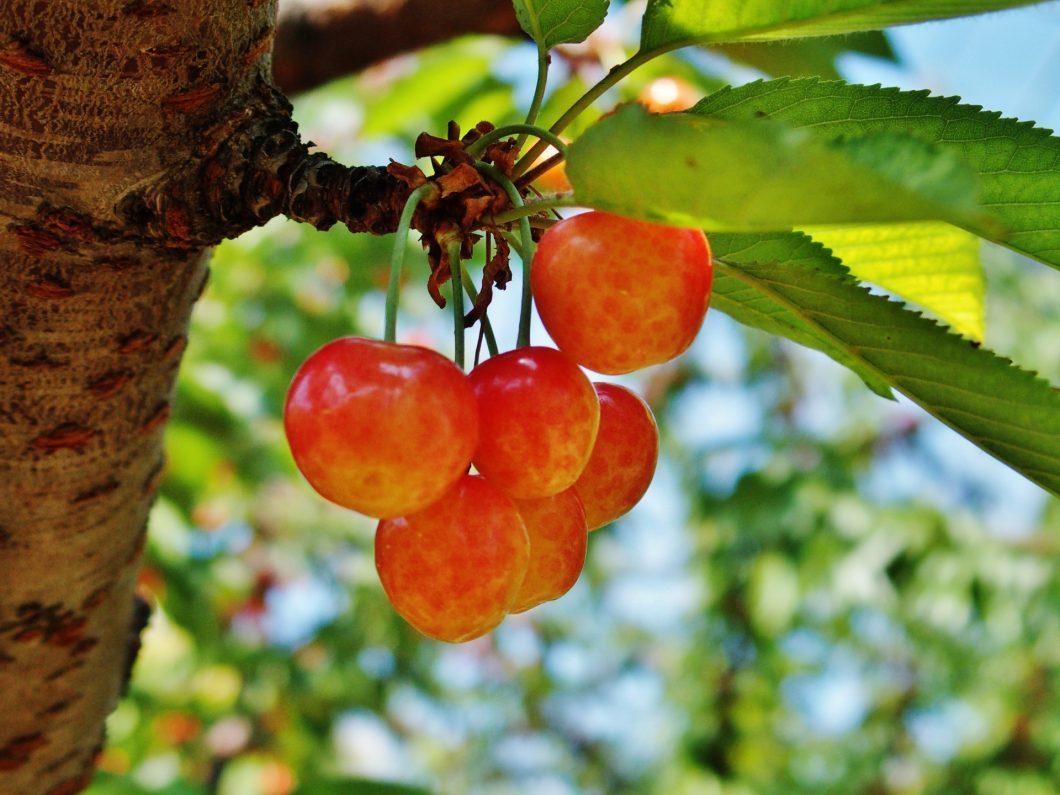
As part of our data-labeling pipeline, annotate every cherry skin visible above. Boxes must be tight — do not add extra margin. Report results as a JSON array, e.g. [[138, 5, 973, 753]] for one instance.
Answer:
[[532, 211, 713, 374], [375, 475, 530, 643], [530, 144, 571, 194], [469, 347, 599, 499], [510, 488, 588, 613], [284, 337, 478, 519], [574, 383, 660, 530], [638, 76, 701, 113]]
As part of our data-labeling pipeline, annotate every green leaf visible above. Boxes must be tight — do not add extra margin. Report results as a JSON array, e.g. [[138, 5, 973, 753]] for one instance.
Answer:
[[641, 0, 1044, 49], [716, 31, 896, 80], [512, 0, 609, 48], [711, 232, 1060, 495], [567, 104, 991, 231], [803, 222, 986, 340], [692, 78, 1060, 269], [709, 233, 895, 397]]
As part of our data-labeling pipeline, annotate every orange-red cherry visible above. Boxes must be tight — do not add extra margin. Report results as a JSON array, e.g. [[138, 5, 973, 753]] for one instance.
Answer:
[[530, 144, 572, 193], [510, 489, 588, 613], [532, 211, 713, 374], [469, 347, 599, 499], [375, 475, 530, 643], [638, 76, 701, 113], [284, 337, 478, 519], [574, 383, 659, 530]]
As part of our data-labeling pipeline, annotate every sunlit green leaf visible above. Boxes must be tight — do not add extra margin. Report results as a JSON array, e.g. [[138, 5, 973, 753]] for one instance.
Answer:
[[712, 232, 1060, 495], [512, 0, 609, 48], [693, 78, 1060, 269], [804, 222, 986, 340], [567, 104, 991, 231], [641, 0, 1044, 49], [709, 233, 895, 396]]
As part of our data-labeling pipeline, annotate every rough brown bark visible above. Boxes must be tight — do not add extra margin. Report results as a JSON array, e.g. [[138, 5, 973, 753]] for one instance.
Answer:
[[0, 4, 274, 791], [0, 2, 415, 792], [273, 0, 522, 95]]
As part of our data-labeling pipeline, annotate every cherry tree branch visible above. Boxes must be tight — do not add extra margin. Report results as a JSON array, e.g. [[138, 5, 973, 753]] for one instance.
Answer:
[[273, 0, 523, 95]]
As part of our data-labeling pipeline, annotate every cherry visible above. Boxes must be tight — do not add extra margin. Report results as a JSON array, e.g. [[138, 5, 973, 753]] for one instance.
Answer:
[[510, 488, 588, 613], [574, 383, 659, 530], [638, 76, 700, 113], [531, 211, 713, 374], [375, 475, 529, 643], [530, 144, 571, 193], [284, 337, 478, 519], [469, 347, 600, 499]]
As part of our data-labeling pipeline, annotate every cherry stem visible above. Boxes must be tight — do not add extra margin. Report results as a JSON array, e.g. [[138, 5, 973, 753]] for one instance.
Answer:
[[384, 183, 434, 343], [516, 151, 565, 188], [475, 162, 535, 348], [447, 238, 465, 369], [519, 47, 551, 147], [465, 124, 568, 159], [460, 268, 499, 358], [490, 195, 574, 225], [513, 47, 663, 178]]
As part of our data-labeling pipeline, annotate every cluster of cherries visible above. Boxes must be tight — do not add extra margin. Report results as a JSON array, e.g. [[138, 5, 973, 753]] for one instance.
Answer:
[[284, 211, 713, 642]]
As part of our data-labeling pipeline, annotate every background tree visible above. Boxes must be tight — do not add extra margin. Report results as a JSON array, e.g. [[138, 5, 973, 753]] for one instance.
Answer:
[[1, 1, 1057, 794]]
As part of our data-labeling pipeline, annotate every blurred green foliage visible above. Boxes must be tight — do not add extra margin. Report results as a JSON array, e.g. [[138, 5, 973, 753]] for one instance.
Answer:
[[90, 13, 1058, 795]]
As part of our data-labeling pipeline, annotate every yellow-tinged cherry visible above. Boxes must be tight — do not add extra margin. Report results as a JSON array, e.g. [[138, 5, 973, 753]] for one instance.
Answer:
[[284, 337, 478, 519], [375, 475, 529, 643], [510, 489, 588, 613], [574, 383, 659, 530], [638, 76, 701, 113], [469, 347, 599, 499], [530, 144, 572, 193], [532, 211, 713, 374]]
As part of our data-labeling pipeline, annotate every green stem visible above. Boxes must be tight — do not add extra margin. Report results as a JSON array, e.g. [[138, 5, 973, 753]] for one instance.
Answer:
[[519, 46, 551, 146], [517, 151, 565, 188], [447, 239, 465, 369], [491, 196, 574, 225], [475, 162, 535, 348], [460, 268, 499, 358], [465, 123, 568, 159], [384, 184, 434, 343], [513, 47, 663, 178]]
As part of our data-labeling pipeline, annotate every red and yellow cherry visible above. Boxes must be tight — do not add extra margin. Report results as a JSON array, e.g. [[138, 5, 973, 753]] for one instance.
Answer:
[[469, 347, 599, 499], [530, 144, 571, 194], [510, 489, 588, 613], [532, 211, 713, 374], [375, 475, 529, 643], [638, 76, 700, 114], [284, 337, 478, 519], [574, 383, 659, 530]]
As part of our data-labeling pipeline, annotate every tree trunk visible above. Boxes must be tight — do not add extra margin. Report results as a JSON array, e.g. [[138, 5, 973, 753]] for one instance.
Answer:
[[0, 2, 286, 791], [0, 0, 470, 785]]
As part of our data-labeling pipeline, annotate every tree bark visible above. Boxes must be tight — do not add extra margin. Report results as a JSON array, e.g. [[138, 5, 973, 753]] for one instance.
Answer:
[[273, 0, 521, 95], [0, 2, 413, 792], [0, 4, 274, 790], [0, 0, 506, 786]]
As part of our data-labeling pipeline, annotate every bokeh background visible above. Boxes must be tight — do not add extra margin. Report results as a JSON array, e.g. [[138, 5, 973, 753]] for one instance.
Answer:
[[89, 4, 1060, 794]]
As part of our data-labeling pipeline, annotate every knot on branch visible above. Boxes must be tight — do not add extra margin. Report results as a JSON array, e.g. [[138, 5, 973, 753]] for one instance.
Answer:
[[115, 79, 416, 247]]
